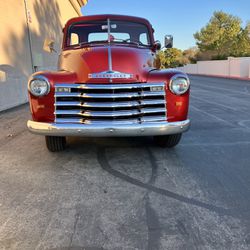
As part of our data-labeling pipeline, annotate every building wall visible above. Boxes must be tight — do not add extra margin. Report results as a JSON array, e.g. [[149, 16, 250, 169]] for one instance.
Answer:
[[0, 0, 83, 111]]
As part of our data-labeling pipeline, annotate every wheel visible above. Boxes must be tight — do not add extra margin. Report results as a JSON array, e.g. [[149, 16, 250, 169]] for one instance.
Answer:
[[154, 133, 182, 148], [45, 136, 66, 152]]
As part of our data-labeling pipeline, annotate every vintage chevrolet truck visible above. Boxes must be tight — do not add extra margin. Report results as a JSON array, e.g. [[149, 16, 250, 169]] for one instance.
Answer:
[[27, 14, 190, 152]]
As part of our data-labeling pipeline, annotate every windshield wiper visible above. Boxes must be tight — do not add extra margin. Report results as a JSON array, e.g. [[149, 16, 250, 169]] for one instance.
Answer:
[[117, 39, 149, 47], [73, 41, 107, 48], [72, 39, 149, 48]]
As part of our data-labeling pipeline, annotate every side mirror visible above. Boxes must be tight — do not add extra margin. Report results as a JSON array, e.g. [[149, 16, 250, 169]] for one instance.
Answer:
[[153, 40, 162, 51], [165, 35, 173, 48], [43, 38, 57, 53]]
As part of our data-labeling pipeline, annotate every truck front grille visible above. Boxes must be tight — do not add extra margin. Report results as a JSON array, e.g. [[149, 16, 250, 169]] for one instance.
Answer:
[[54, 83, 167, 124]]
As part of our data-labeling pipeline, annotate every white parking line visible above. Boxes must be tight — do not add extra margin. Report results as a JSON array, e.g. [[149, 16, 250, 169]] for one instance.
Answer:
[[192, 96, 238, 112], [190, 105, 233, 126]]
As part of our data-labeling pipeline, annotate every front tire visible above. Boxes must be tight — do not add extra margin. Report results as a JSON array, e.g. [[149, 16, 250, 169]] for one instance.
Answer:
[[154, 133, 182, 148], [45, 136, 66, 152]]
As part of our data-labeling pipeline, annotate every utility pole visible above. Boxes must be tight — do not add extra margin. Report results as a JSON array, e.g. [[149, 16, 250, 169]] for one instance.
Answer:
[[24, 0, 35, 73]]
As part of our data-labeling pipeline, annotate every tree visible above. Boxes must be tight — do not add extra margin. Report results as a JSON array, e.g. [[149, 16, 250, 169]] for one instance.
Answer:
[[233, 22, 250, 57], [194, 11, 250, 59], [182, 47, 199, 63], [156, 48, 185, 69]]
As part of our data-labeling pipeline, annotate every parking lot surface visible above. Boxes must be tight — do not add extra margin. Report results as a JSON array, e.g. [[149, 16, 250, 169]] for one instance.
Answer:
[[0, 75, 250, 250]]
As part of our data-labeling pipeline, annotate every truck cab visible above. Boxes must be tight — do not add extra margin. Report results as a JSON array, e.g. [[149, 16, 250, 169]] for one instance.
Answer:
[[27, 14, 190, 151]]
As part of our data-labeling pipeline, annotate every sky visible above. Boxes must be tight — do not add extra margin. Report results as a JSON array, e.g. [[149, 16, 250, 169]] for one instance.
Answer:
[[81, 0, 250, 51]]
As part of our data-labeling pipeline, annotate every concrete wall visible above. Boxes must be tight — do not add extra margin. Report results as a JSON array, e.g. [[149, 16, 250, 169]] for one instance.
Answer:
[[182, 64, 198, 74], [0, 0, 83, 112], [197, 60, 229, 76], [179, 57, 250, 79]]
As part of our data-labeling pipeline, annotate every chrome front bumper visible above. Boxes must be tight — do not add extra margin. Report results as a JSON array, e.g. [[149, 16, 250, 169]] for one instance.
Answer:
[[27, 120, 190, 137]]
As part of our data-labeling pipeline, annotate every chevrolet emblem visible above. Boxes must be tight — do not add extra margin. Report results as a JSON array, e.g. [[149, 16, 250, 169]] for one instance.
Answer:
[[88, 70, 133, 79]]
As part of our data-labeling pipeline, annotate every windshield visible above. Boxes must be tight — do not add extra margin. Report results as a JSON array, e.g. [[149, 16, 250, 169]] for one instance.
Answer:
[[66, 19, 152, 48]]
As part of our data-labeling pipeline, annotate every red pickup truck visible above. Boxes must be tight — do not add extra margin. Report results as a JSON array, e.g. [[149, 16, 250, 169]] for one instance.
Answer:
[[27, 14, 190, 151]]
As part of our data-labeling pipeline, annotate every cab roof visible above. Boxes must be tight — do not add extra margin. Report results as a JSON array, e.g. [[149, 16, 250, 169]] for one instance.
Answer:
[[64, 14, 152, 29]]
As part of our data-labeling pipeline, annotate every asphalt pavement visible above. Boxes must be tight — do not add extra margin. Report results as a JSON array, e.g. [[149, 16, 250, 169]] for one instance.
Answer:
[[0, 75, 250, 250]]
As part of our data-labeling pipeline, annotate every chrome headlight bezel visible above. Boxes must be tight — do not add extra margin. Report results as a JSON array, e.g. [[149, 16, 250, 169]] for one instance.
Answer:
[[169, 74, 190, 95], [28, 75, 50, 97]]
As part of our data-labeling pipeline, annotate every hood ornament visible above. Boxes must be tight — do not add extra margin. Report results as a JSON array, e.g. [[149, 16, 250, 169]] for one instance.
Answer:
[[88, 70, 133, 79]]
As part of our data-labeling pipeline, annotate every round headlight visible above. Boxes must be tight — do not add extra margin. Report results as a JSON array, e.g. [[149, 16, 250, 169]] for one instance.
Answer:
[[169, 76, 190, 95], [28, 76, 50, 97]]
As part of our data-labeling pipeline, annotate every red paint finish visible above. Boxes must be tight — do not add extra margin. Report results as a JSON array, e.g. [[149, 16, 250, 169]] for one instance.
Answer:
[[147, 70, 189, 121], [28, 14, 189, 124], [29, 71, 76, 122], [59, 46, 153, 83]]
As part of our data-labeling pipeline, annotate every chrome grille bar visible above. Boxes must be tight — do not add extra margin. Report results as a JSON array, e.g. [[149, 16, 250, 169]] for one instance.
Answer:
[[55, 116, 166, 124], [55, 91, 164, 99], [55, 100, 165, 108], [55, 108, 166, 117], [55, 83, 165, 90]]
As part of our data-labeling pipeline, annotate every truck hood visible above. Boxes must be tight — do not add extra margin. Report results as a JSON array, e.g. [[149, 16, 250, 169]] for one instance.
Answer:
[[59, 45, 155, 83]]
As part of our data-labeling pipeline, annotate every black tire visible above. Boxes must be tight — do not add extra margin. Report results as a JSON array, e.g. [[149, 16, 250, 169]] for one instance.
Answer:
[[154, 133, 182, 148], [45, 136, 66, 152]]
